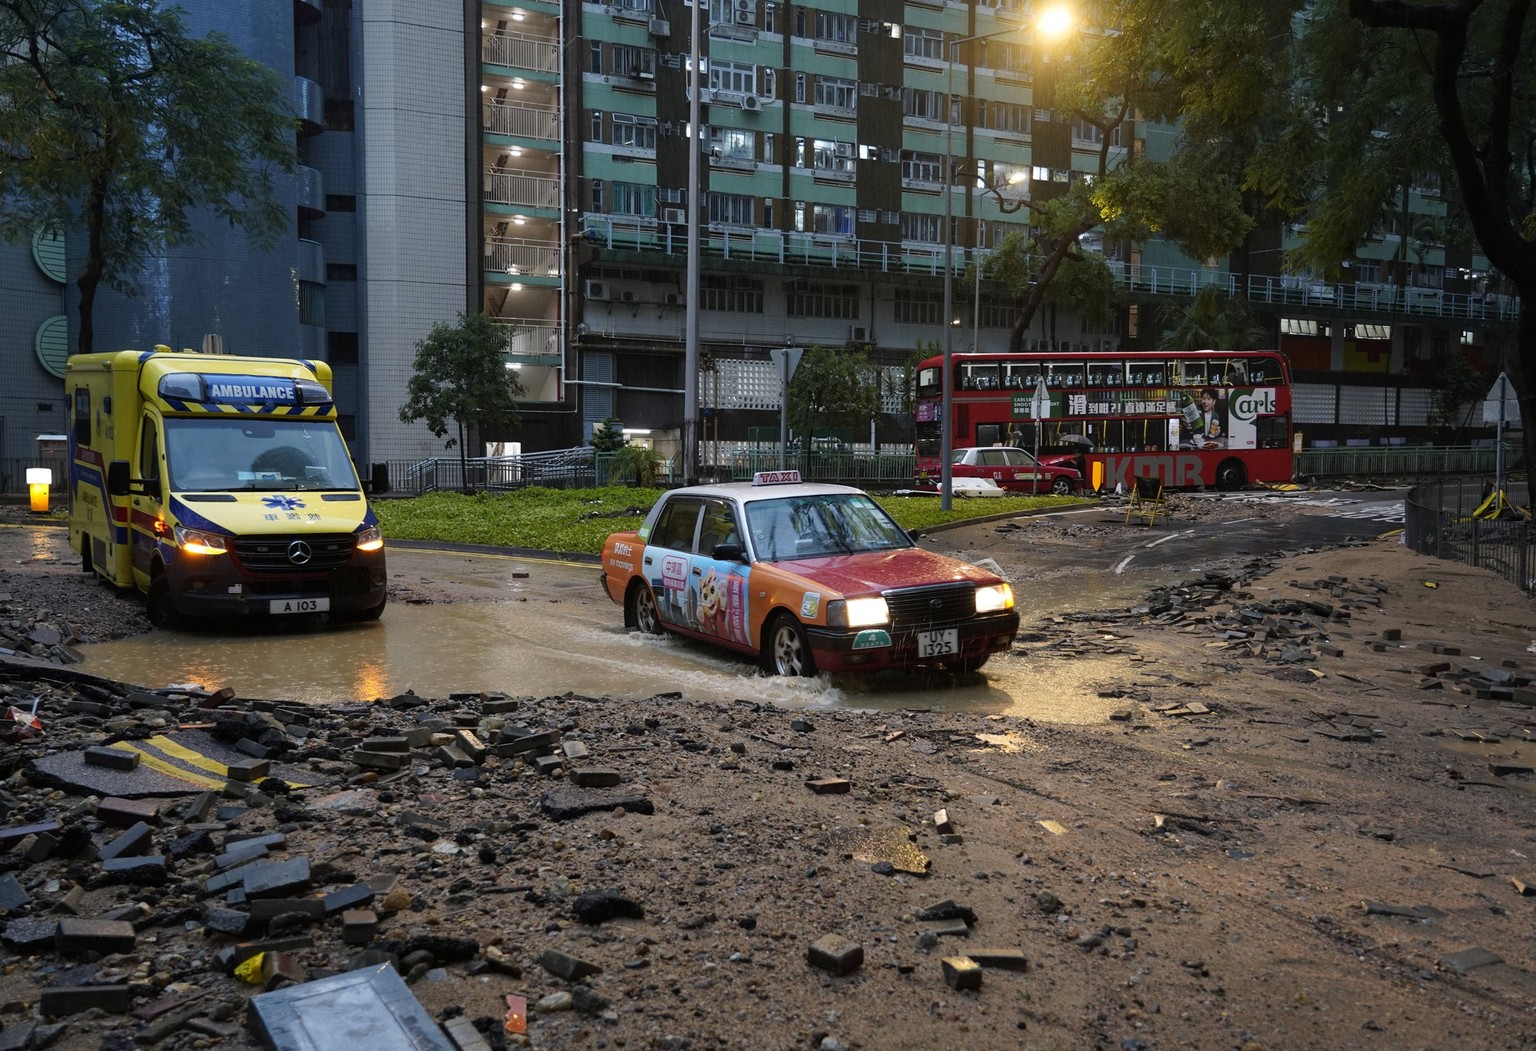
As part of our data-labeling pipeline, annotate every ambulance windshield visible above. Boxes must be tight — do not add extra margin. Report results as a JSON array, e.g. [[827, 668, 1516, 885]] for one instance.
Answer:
[[163, 417, 360, 492]]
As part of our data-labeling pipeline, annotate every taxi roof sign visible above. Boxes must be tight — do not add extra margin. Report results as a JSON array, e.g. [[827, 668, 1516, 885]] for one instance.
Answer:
[[752, 470, 801, 485]]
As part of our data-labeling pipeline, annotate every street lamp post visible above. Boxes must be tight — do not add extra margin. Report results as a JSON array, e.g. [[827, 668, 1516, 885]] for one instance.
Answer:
[[939, 8, 1071, 510], [940, 30, 1019, 510]]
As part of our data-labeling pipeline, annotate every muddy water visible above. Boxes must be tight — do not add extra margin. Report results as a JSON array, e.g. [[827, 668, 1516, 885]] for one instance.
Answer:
[[78, 546, 1158, 723]]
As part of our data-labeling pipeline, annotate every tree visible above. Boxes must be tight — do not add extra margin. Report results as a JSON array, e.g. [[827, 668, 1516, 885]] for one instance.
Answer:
[[398, 312, 525, 489], [589, 417, 628, 453], [978, 4, 1256, 351], [1156, 0, 1535, 473], [1157, 285, 1266, 352], [0, 0, 297, 354], [785, 344, 881, 443], [1427, 352, 1490, 441]]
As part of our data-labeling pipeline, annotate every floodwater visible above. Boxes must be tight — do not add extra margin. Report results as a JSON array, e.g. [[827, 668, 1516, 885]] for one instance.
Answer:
[[77, 544, 1158, 723]]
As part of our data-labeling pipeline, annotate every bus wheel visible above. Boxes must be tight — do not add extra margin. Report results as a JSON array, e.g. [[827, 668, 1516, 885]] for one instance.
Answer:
[[147, 572, 179, 629], [763, 613, 817, 677], [1216, 459, 1246, 491]]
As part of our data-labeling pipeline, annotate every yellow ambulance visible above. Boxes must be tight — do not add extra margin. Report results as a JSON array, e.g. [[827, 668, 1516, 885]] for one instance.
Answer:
[[66, 347, 386, 626]]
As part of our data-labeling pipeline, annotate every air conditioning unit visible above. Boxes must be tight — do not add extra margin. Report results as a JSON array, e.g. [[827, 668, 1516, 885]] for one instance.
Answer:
[[664, 293, 684, 307], [648, 17, 670, 35], [620, 290, 639, 303], [584, 280, 609, 301], [662, 207, 685, 224], [735, 8, 753, 23], [698, 88, 714, 103], [849, 325, 868, 343], [741, 94, 762, 112]]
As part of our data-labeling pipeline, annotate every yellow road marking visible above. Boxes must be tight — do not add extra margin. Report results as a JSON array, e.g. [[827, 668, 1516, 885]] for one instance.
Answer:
[[109, 737, 309, 789], [107, 743, 227, 790]]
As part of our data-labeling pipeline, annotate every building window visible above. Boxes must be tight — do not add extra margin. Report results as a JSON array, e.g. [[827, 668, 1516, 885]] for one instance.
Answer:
[[903, 87, 945, 121], [590, 111, 602, 142], [895, 290, 943, 325], [985, 102, 1032, 135], [814, 75, 857, 110], [612, 182, 656, 217], [708, 127, 755, 159], [708, 193, 754, 226], [904, 26, 944, 60], [324, 194, 356, 212], [810, 204, 854, 236], [795, 71, 806, 103], [787, 280, 859, 319], [323, 98, 354, 131], [901, 151, 942, 183], [701, 275, 764, 313], [901, 213, 943, 244], [612, 44, 656, 78], [613, 114, 658, 150], [709, 60, 757, 96], [814, 10, 857, 44], [328, 332, 360, 364], [811, 138, 854, 173], [325, 263, 357, 281], [299, 280, 325, 327]]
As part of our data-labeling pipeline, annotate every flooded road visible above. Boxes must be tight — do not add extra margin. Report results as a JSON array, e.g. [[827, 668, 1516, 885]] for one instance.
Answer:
[[74, 491, 1403, 722]]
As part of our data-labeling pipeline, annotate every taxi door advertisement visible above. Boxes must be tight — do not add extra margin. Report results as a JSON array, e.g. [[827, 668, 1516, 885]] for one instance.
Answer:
[[657, 552, 751, 645]]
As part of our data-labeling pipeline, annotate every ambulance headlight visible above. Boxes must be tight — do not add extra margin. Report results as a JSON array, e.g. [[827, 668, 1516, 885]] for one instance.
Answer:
[[826, 596, 889, 629], [355, 525, 384, 552], [975, 583, 1014, 613], [174, 525, 228, 556]]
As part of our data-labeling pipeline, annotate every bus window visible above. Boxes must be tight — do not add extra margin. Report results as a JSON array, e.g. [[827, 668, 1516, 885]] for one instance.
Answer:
[[1173, 361, 1205, 386], [960, 362, 1000, 390], [916, 366, 942, 398], [976, 422, 1004, 447], [1224, 360, 1248, 384]]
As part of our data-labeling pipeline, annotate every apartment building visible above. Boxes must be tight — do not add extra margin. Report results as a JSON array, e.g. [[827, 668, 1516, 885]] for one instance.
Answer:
[[2, 0, 1511, 477]]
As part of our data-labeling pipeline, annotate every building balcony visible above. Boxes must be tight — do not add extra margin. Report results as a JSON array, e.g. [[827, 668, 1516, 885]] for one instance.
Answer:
[[485, 167, 560, 209], [485, 237, 562, 279], [492, 319, 562, 366], [482, 31, 559, 74], [296, 165, 325, 219], [483, 99, 560, 142]]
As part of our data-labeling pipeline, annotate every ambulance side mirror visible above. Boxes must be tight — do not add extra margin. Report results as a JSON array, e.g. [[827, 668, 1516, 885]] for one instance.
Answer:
[[106, 460, 131, 497]]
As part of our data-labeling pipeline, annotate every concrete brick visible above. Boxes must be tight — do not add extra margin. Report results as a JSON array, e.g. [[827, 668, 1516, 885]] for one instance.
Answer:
[[244, 857, 312, 899], [83, 746, 139, 771], [226, 758, 271, 783], [570, 767, 621, 787], [453, 730, 487, 763], [341, 908, 378, 945], [941, 956, 983, 990], [322, 883, 376, 915], [0, 873, 28, 911], [97, 797, 160, 827], [97, 821, 154, 862], [807, 934, 863, 975], [538, 948, 602, 980], [56, 918, 136, 956], [41, 984, 132, 1017], [966, 948, 1030, 971], [353, 749, 408, 771], [806, 778, 851, 795], [99, 855, 169, 885], [360, 735, 410, 752]]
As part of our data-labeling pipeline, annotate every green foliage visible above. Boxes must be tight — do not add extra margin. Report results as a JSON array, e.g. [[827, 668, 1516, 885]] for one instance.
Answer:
[[1428, 355, 1489, 435], [608, 444, 661, 486], [786, 345, 880, 440], [1157, 285, 1266, 352], [0, 0, 297, 352], [588, 417, 628, 453], [398, 311, 525, 487], [371, 488, 1075, 555]]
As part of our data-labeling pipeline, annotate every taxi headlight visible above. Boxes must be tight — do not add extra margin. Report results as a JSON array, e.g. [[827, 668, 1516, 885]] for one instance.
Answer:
[[826, 596, 889, 629], [355, 525, 384, 552], [173, 525, 228, 556], [975, 583, 1014, 613]]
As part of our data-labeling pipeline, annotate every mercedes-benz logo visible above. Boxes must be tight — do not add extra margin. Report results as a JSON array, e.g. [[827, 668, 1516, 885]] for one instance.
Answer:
[[929, 598, 944, 609], [287, 540, 313, 565]]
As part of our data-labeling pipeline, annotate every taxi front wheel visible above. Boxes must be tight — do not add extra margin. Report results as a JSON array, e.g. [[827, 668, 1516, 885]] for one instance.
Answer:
[[764, 614, 817, 677]]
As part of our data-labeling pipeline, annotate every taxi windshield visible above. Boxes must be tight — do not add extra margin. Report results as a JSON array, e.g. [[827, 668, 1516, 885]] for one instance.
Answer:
[[164, 417, 360, 492], [745, 493, 910, 561]]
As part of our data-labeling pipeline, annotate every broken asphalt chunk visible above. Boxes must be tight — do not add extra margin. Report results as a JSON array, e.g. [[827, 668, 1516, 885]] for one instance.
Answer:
[[571, 888, 646, 925], [539, 948, 603, 981], [806, 934, 863, 976], [539, 787, 653, 821]]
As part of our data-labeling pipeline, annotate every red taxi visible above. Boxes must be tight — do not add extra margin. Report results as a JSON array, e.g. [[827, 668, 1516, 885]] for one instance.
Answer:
[[916, 446, 1082, 495], [599, 472, 1020, 676]]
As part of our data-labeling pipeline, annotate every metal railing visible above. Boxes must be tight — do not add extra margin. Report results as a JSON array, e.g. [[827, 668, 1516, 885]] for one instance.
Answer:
[[1404, 480, 1533, 594], [579, 214, 1521, 323], [483, 100, 559, 141], [485, 168, 560, 209], [1295, 443, 1523, 480]]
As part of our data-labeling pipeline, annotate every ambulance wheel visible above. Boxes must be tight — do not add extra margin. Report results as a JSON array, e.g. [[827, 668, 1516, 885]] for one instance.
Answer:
[[1051, 477, 1073, 495], [627, 582, 662, 635], [147, 573, 179, 628], [763, 613, 816, 677], [80, 536, 93, 575]]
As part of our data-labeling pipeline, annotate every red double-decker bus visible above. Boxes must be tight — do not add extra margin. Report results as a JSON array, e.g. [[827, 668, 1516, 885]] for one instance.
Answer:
[[914, 349, 1294, 491]]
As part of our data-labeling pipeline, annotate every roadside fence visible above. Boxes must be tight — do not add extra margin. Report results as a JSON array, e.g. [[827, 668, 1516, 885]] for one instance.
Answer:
[[1403, 480, 1534, 594]]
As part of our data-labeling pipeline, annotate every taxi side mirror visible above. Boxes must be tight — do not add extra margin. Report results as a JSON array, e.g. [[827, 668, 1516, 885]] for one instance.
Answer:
[[712, 543, 747, 562]]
